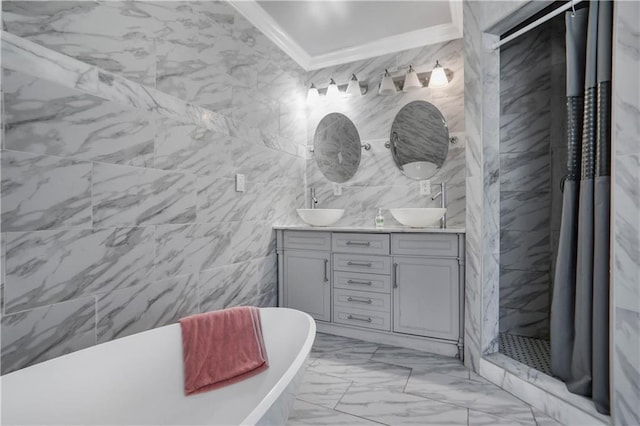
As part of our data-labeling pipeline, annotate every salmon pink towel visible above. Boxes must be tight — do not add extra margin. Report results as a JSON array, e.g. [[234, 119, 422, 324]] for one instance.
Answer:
[[179, 306, 269, 395]]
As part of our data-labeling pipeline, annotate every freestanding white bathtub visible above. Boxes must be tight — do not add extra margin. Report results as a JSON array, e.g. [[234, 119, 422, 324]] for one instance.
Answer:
[[1, 307, 315, 425]]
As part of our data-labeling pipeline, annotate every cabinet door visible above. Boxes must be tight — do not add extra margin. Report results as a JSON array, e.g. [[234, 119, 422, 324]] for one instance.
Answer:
[[284, 250, 331, 322], [392, 257, 459, 340]]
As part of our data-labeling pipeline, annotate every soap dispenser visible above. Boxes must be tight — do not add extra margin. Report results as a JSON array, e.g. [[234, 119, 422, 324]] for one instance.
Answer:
[[375, 208, 385, 228]]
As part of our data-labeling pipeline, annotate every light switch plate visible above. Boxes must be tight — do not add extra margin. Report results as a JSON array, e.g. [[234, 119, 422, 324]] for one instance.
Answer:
[[333, 183, 342, 196], [420, 180, 431, 195], [235, 174, 245, 192]]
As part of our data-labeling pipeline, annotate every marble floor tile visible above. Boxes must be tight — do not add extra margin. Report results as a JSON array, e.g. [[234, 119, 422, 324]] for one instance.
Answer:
[[287, 400, 380, 425], [307, 355, 412, 392], [468, 408, 536, 426], [335, 384, 469, 425], [404, 370, 535, 423], [370, 345, 470, 379], [296, 371, 353, 409], [311, 333, 380, 359], [293, 333, 558, 426]]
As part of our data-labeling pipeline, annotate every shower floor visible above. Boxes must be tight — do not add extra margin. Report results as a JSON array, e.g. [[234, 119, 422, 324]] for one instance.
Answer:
[[499, 332, 552, 375]]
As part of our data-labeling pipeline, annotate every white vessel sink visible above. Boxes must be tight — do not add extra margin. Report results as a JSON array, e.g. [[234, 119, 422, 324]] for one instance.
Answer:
[[390, 208, 446, 228], [296, 209, 345, 227]]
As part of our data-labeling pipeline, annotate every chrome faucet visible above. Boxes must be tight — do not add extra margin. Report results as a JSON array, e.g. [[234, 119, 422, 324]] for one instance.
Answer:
[[310, 187, 318, 209], [431, 182, 447, 229]]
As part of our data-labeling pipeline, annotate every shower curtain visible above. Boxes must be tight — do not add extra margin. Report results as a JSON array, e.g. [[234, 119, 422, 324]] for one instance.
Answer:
[[550, 1, 612, 415]]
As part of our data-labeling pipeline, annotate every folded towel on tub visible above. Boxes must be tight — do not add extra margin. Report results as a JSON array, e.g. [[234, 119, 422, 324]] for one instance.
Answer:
[[179, 306, 269, 395]]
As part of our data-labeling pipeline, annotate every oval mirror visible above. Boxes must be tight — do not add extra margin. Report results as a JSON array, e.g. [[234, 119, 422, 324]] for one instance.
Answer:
[[389, 101, 449, 180], [314, 113, 361, 183]]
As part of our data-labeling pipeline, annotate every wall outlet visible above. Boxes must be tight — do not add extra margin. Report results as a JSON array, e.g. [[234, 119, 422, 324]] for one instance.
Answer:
[[420, 180, 431, 195], [333, 183, 342, 196], [235, 174, 245, 192]]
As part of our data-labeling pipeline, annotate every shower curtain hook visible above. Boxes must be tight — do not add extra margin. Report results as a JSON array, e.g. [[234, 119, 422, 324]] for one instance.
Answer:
[[570, 0, 576, 17]]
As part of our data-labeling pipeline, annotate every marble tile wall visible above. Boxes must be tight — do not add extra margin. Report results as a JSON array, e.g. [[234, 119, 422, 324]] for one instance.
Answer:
[[0, 1, 306, 374], [304, 39, 466, 228], [498, 17, 565, 339], [611, 2, 640, 425]]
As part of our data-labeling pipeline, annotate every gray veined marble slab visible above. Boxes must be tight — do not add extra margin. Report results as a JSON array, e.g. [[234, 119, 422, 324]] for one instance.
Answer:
[[2, 0, 156, 86], [499, 308, 549, 338], [4, 227, 154, 314], [196, 176, 258, 224], [3, 70, 156, 168], [296, 371, 352, 409], [1, 150, 92, 232], [96, 274, 198, 343], [154, 120, 231, 176], [500, 191, 551, 232], [307, 356, 412, 392], [405, 370, 535, 423], [198, 255, 276, 313], [500, 230, 550, 272], [335, 383, 469, 425], [499, 269, 550, 312], [500, 111, 550, 154], [287, 399, 380, 426], [468, 409, 536, 426], [155, 36, 233, 112], [0, 296, 96, 374], [500, 150, 551, 194], [310, 333, 380, 359], [92, 162, 197, 227], [370, 345, 470, 379]]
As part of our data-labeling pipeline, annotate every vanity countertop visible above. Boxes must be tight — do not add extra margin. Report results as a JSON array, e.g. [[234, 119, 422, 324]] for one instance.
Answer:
[[273, 225, 465, 234]]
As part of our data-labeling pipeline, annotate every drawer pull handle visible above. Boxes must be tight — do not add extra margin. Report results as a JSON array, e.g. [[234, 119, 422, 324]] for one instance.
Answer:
[[347, 297, 373, 304], [347, 261, 372, 267], [347, 279, 373, 286], [324, 259, 329, 282], [347, 314, 372, 323], [393, 263, 399, 288], [346, 241, 371, 246]]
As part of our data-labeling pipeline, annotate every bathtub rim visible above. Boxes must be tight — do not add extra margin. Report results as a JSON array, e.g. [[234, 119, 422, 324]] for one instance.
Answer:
[[241, 307, 316, 425]]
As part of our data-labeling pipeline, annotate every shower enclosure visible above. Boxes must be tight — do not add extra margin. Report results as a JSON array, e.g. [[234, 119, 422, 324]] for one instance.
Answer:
[[498, 12, 566, 375]]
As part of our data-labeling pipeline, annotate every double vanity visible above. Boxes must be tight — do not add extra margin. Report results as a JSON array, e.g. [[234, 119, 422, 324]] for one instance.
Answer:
[[275, 226, 465, 359]]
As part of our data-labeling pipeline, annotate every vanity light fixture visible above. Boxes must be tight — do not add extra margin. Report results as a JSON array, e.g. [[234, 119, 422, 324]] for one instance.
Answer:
[[306, 76, 368, 101], [378, 69, 397, 95], [376, 62, 449, 96], [402, 65, 422, 92], [428, 60, 449, 88]]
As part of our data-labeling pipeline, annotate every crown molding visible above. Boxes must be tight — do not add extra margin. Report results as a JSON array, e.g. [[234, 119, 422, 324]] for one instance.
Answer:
[[230, 1, 463, 72], [229, 0, 312, 69]]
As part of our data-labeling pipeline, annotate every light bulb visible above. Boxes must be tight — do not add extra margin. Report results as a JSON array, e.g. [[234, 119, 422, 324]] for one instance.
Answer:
[[403, 65, 422, 92], [306, 83, 319, 103], [326, 78, 339, 98], [378, 69, 396, 96], [428, 61, 448, 88], [346, 74, 361, 96]]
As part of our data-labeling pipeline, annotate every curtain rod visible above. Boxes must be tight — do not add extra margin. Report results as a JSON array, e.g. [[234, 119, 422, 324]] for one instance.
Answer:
[[491, 0, 586, 50]]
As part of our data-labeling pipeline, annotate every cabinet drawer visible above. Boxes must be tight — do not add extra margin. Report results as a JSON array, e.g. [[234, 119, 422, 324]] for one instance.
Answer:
[[333, 253, 391, 275], [284, 231, 331, 251], [333, 271, 391, 293], [391, 234, 459, 257], [332, 233, 390, 255], [334, 288, 391, 313], [333, 306, 391, 331]]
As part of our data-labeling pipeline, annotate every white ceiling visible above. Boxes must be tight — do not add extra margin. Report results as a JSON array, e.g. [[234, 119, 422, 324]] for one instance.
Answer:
[[230, 1, 463, 71]]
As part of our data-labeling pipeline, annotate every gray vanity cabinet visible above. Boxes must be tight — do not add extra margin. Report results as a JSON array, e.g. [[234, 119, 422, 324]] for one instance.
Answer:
[[281, 232, 331, 322], [277, 229, 465, 358], [392, 256, 460, 340]]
